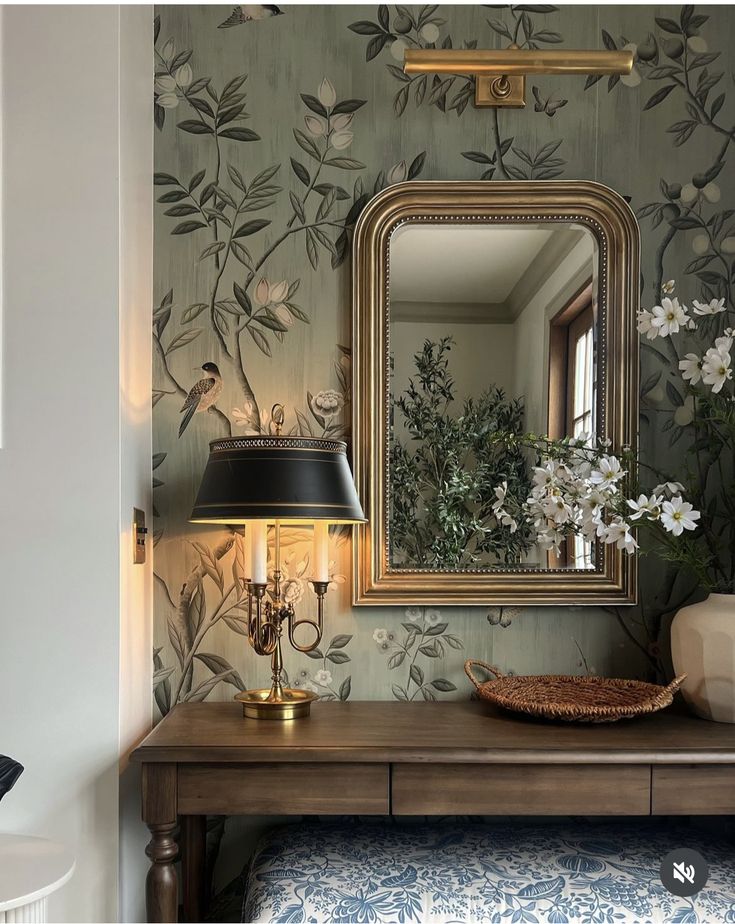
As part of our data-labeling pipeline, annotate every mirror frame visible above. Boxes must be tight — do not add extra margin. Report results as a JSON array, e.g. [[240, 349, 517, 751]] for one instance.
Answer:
[[352, 181, 640, 606]]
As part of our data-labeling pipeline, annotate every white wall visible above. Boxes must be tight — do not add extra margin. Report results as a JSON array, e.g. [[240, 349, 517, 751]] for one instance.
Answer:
[[0, 7, 153, 922]]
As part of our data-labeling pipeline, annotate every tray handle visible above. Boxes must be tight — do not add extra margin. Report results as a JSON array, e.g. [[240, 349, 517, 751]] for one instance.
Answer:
[[464, 659, 504, 691], [664, 674, 687, 695]]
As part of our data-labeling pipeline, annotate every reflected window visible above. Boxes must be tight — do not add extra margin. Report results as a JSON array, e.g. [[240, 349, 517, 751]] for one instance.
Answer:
[[548, 283, 596, 568]]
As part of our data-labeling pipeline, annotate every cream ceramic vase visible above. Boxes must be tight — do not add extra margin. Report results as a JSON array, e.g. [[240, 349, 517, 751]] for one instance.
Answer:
[[671, 593, 735, 723]]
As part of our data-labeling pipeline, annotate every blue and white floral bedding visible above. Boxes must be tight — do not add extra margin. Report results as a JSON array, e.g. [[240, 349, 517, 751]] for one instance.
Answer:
[[241, 821, 735, 923]]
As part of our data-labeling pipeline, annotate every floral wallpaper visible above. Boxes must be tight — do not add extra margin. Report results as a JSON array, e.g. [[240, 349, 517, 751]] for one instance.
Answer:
[[152, 4, 735, 715]]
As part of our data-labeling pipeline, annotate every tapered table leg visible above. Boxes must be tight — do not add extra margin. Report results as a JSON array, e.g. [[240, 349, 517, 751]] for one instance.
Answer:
[[145, 823, 179, 922], [182, 815, 207, 923], [142, 764, 178, 923]]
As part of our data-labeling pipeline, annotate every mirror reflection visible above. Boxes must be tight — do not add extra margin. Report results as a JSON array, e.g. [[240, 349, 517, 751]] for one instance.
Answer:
[[388, 222, 598, 571]]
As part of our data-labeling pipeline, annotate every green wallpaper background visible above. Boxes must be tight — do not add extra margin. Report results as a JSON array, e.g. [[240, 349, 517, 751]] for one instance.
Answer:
[[152, 4, 735, 714]]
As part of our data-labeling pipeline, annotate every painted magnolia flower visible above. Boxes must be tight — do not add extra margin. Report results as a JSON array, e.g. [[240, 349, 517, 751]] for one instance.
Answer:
[[627, 493, 663, 520], [318, 77, 336, 108], [692, 298, 725, 316], [282, 578, 304, 605], [311, 389, 344, 418], [305, 114, 327, 137], [331, 113, 353, 131], [331, 130, 353, 150], [590, 456, 625, 488], [387, 161, 408, 185], [679, 353, 703, 385], [701, 346, 732, 393], [273, 304, 294, 327], [175, 63, 193, 88], [313, 669, 333, 687], [603, 518, 638, 553], [661, 497, 701, 536], [650, 297, 688, 337], [373, 628, 388, 644]]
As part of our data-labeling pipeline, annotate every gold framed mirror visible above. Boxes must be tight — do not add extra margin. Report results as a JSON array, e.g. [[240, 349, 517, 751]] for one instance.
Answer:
[[352, 181, 639, 605]]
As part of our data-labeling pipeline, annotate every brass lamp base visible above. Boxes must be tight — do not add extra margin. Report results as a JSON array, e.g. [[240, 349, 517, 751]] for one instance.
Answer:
[[235, 687, 318, 720]]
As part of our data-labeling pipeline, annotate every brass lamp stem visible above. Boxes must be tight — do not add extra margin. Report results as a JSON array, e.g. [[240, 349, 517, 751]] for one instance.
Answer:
[[238, 522, 330, 718]]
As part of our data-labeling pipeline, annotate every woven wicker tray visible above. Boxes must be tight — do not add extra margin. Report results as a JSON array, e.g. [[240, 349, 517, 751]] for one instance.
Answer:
[[465, 659, 686, 723]]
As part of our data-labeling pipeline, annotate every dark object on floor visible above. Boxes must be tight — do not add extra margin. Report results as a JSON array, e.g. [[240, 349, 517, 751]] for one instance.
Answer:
[[237, 820, 735, 923], [0, 755, 23, 803]]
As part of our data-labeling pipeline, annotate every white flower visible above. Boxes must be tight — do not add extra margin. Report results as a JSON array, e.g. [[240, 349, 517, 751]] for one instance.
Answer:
[[715, 334, 734, 353], [314, 669, 333, 686], [590, 456, 625, 488], [305, 114, 327, 137], [653, 481, 685, 497], [679, 353, 703, 385], [627, 493, 664, 520], [637, 309, 659, 340], [692, 298, 725, 316], [650, 297, 688, 337], [331, 130, 353, 150], [318, 78, 336, 108], [661, 280, 676, 295], [425, 608, 441, 625], [661, 496, 701, 536], [702, 346, 732, 393], [175, 63, 193, 88], [373, 628, 388, 644], [311, 389, 344, 419], [603, 518, 638, 553], [405, 606, 422, 623]]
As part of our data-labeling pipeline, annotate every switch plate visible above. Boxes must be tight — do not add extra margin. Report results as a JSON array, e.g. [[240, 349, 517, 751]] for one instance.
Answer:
[[133, 507, 147, 564]]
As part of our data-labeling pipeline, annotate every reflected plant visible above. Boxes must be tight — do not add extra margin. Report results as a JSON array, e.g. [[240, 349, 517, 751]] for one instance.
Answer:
[[390, 337, 535, 568]]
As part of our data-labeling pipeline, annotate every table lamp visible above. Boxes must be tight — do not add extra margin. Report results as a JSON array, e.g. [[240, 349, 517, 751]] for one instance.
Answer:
[[190, 405, 366, 719]]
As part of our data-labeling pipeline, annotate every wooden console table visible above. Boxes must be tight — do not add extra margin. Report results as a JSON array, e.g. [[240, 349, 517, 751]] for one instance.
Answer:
[[132, 700, 735, 923]]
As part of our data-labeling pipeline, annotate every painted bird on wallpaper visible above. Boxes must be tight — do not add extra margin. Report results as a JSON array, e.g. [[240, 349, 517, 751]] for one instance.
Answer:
[[179, 363, 223, 438], [218, 5, 283, 27]]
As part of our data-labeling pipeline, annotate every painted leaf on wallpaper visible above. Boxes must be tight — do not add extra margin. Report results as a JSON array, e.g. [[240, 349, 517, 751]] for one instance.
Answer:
[[152, 5, 735, 715]]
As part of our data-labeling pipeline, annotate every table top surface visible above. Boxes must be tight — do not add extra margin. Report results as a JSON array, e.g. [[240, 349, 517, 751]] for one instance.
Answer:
[[132, 701, 735, 764], [0, 835, 75, 911]]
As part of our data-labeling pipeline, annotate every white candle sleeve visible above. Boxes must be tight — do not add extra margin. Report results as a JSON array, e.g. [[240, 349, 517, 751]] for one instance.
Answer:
[[250, 521, 268, 584], [313, 521, 329, 583]]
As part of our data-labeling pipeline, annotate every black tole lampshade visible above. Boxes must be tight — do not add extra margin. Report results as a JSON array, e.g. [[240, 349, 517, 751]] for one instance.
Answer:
[[190, 436, 366, 525]]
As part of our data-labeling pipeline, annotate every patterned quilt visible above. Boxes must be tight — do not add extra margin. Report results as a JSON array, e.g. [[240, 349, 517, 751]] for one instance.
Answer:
[[240, 821, 735, 923]]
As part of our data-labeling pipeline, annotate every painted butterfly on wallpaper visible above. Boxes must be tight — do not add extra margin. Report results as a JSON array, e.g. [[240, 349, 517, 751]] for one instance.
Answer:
[[218, 5, 284, 28], [532, 86, 568, 117], [487, 606, 521, 628]]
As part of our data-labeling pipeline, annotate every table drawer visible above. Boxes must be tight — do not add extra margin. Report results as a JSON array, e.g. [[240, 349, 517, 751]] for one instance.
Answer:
[[179, 763, 389, 814], [652, 765, 735, 815], [392, 764, 650, 815]]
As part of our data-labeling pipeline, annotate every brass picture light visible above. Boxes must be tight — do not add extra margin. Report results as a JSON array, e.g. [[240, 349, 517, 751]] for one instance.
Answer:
[[403, 46, 634, 109]]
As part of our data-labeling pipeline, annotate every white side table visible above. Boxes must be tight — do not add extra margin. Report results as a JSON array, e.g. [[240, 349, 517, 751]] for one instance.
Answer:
[[0, 835, 75, 923]]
